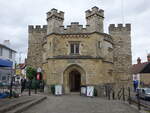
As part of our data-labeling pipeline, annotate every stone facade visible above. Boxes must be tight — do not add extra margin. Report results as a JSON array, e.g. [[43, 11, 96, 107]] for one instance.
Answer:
[[27, 25, 47, 69], [27, 6, 132, 94]]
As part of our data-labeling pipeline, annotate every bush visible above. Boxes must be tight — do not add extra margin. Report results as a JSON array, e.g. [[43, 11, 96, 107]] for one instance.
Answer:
[[94, 88, 97, 96], [51, 85, 55, 94], [26, 66, 37, 80], [31, 79, 37, 89]]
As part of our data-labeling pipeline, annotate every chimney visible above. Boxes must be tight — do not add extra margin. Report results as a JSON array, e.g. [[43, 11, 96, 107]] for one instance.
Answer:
[[137, 57, 141, 64], [3, 40, 11, 47], [147, 54, 150, 62]]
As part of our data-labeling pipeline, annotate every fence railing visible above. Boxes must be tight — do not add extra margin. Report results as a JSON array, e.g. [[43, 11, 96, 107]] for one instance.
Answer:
[[105, 86, 150, 111]]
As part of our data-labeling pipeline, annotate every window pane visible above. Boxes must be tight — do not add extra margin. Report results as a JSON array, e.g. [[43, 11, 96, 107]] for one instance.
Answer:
[[70, 44, 74, 54], [9, 51, 12, 59], [0, 48, 2, 56], [75, 44, 79, 54], [2, 76, 6, 81]]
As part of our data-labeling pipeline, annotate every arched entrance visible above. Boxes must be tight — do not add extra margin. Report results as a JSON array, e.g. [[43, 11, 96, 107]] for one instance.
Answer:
[[69, 70, 81, 92], [63, 64, 86, 94]]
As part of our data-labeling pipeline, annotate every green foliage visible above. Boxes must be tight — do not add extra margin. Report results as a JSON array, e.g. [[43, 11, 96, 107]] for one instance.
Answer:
[[31, 78, 37, 89], [94, 88, 97, 96], [26, 66, 37, 80]]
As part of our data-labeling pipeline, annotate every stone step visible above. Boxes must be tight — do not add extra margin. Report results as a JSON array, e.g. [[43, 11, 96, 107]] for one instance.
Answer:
[[0, 96, 36, 113], [0, 96, 33, 108], [7, 96, 47, 113]]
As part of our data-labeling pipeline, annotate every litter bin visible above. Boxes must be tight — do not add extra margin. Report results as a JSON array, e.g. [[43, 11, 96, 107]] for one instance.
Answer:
[[80, 85, 86, 96]]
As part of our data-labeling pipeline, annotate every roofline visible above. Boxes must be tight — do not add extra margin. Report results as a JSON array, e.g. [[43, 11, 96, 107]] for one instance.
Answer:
[[0, 44, 17, 53], [46, 31, 112, 38]]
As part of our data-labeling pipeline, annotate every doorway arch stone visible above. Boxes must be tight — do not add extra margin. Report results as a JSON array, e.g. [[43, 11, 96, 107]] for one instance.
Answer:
[[63, 64, 86, 93]]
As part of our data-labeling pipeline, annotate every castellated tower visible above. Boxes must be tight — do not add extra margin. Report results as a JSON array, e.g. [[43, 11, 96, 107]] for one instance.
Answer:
[[85, 6, 104, 33], [109, 24, 132, 87], [46, 8, 64, 34], [27, 25, 47, 69]]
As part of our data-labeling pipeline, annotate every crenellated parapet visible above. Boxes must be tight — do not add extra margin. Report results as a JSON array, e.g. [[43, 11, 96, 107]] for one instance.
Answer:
[[58, 22, 90, 34], [47, 8, 64, 21], [109, 24, 131, 32], [28, 25, 47, 33], [85, 6, 104, 19], [85, 6, 104, 33]]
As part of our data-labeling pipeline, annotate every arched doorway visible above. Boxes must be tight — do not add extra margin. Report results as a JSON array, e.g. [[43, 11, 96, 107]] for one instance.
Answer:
[[63, 64, 86, 94], [69, 70, 81, 92]]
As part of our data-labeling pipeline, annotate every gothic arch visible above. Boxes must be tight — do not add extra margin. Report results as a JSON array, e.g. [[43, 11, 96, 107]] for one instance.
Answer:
[[63, 64, 86, 93]]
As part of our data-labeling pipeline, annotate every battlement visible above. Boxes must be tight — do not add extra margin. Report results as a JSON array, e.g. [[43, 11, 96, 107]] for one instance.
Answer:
[[109, 24, 131, 32], [58, 22, 91, 34], [47, 8, 64, 20], [85, 6, 104, 19], [28, 25, 47, 33]]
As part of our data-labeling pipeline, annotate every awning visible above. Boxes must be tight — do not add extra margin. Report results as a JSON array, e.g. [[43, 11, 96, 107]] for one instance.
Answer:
[[0, 59, 13, 67]]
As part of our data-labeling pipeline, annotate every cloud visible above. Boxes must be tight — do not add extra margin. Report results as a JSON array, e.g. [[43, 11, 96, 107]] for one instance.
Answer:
[[0, 0, 149, 64]]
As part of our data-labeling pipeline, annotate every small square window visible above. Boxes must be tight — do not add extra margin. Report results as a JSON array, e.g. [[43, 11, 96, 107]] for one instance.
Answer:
[[70, 42, 80, 54], [2, 76, 6, 81]]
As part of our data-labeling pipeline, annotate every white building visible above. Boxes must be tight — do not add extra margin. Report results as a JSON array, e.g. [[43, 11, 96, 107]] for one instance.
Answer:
[[0, 40, 16, 84]]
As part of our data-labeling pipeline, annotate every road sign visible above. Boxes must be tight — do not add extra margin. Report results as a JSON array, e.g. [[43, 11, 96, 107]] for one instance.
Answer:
[[37, 67, 42, 73]]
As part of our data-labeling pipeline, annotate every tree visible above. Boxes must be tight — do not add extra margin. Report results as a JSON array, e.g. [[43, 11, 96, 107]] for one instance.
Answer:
[[26, 66, 37, 80]]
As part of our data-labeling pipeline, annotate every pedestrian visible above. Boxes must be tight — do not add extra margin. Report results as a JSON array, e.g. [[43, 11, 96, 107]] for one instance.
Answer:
[[21, 78, 26, 93]]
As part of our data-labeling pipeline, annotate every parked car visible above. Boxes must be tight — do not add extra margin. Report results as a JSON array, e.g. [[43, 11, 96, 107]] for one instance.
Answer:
[[136, 88, 150, 100]]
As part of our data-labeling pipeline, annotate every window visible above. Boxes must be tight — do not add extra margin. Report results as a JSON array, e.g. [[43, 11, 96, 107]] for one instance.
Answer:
[[9, 50, 12, 59], [0, 48, 2, 56], [2, 76, 6, 81], [49, 42, 51, 50], [70, 43, 80, 54], [98, 41, 102, 48]]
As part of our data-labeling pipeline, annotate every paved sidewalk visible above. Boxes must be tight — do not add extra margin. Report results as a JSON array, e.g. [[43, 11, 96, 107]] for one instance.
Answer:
[[22, 95, 140, 113]]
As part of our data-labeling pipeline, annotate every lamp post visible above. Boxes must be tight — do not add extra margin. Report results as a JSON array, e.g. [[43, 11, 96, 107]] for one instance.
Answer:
[[9, 69, 14, 98], [28, 79, 31, 96]]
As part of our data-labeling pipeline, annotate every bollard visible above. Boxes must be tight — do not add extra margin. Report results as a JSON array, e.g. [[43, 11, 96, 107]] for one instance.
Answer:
[[128, 87, 131, 104], [28, 80, 32, 96], [137, 90, 141, 110], [108, 87, 110, 100], [112, 91, 115, 100], [123, 87, 125, 101]]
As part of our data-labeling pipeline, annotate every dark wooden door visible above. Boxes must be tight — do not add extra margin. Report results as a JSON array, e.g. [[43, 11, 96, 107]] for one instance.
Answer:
[[69, 70, 81, 92]]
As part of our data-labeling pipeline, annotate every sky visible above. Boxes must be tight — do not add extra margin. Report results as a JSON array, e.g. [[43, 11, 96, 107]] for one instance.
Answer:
[[0, 0, 150, 64]]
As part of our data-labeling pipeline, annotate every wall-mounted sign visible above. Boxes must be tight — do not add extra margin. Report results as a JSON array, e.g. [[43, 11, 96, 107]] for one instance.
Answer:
[[16, 69, 21, 75], [37, 67, 42, 73], [55, 85, 62, 96], [86, 86, 94, 97]]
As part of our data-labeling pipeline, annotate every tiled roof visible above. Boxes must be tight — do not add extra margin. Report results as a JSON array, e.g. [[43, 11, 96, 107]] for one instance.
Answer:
[[132, 62, 150, 74]]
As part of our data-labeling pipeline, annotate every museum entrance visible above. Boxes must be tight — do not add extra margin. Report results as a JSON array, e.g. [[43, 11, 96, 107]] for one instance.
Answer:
[[69, 70, 81, 92]]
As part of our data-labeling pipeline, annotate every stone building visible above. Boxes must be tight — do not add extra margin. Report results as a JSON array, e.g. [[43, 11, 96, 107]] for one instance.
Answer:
[[132, 56, 150, 87], [27, 6, 132, 94]]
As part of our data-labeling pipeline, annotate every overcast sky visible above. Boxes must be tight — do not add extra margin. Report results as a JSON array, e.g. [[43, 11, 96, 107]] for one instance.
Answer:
[[0, 0, 150, 64]]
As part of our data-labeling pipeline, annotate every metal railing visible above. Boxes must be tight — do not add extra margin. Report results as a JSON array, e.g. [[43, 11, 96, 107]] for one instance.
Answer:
[[105, 86, 150, 111]]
